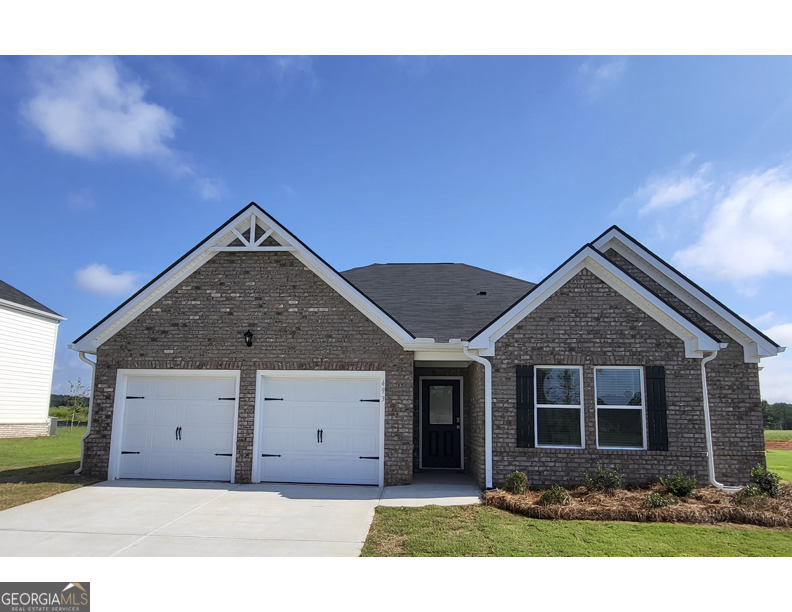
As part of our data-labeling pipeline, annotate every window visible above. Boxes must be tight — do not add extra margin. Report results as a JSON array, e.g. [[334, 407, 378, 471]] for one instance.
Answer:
[[535, 366, 583, 448], [595, 367, 645, 449]]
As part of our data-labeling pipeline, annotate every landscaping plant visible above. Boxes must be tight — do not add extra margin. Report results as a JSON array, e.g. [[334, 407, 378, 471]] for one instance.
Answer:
[[659, 472, 697, 498], [504, 471, 528, 494], [750, 464, 781, 498], [538, 484, 571, 506], [583, 464, 623, 493]]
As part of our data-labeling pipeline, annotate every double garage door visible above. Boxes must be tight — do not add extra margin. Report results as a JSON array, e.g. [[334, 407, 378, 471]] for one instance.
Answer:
[[114, 372, 382, 486]]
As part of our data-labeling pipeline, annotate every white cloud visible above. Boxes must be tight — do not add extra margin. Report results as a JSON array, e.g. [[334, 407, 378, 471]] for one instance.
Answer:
[[635, 163, 713, 216], [577, 57, 627, 99], [751, 311, 778, 327], [75, 263, 144, 297], [21, 56, 220, 200], [673, 164, 792, 282], [267, 56, 317, 89], [21, 56, 177, 158]]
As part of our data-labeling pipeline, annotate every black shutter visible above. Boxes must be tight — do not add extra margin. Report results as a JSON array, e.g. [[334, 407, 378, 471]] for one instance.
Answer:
[[646, 365, 668, 451], [516, 365, 535, 448]]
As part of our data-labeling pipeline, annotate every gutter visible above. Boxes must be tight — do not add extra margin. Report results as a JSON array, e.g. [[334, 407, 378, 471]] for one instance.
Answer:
[[462, 343, 493, 489], [73, 349, 96, 476], [700, 349, 741, 492]]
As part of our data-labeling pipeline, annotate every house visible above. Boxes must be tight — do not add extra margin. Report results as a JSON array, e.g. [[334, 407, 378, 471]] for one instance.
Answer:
[[69, 203, 784, 489], [0, 280, 65, 438]]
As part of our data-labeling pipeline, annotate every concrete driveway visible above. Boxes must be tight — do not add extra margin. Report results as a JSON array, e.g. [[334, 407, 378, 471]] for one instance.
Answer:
[[0, 475, 480, 557]]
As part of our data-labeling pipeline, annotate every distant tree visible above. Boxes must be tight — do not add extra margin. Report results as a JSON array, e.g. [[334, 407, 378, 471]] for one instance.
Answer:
[[67, 379, 89, 430], [762, 400, 792, 430]]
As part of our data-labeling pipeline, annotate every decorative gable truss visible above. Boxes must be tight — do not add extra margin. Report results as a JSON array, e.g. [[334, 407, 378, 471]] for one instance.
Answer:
[[468, 245, 722, 358], [70, 203, 414, 353], [592, 227, 785, 363]]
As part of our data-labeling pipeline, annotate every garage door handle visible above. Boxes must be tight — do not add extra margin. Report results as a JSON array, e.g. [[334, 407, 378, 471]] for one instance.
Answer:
[[121, 451, 140, 454], [175, 426, 182, 440], [261, 453, 281, 457], [360, 399, 379, 403], [317, 428, 323, 443], [215, 453, 232, 456], [359, 456, 379, 460]]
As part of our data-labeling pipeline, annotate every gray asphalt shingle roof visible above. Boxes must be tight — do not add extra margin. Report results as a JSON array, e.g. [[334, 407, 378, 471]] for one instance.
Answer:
[[0, 280, 61, 317], [341, 263, 535, 341]]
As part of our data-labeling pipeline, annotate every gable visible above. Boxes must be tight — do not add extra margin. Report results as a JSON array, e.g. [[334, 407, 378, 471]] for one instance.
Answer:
[[592, 227, 784, 363], [71, 203, 414, 353], [468, 245, 720, 358]]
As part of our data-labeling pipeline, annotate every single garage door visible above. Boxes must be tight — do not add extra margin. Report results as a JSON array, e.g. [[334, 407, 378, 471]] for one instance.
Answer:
[[256, 374, 382, 485], [118, 375, 237, 481]]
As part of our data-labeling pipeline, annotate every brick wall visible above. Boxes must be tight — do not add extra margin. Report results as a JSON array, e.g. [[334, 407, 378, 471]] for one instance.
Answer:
[[84, 250, 414, 485], [604, 249, 765, 483], [491, 268, 712, 488], [464, 362, 486, 488], [0, 422, 49, 439]]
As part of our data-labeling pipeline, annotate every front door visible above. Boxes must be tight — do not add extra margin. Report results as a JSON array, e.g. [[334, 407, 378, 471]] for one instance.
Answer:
[[421, 379, 461, 469]]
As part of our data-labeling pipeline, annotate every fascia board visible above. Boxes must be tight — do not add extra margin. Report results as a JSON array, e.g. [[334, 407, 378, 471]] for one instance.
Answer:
[[0, 298, 66, 323], [71, 203, 414, 354], [470, 247, 719, 357], [593, 228, 781, 358]]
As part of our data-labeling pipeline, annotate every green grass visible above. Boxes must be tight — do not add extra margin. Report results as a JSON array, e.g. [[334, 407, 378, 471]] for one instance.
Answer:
[[765, 430, 792, 441], [767, 450, 792, 483], [361, 505, 792, 557], [0, 427, 100, 511]]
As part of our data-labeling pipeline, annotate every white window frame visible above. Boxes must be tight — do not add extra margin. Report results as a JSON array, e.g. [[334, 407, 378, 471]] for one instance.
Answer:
[[594, 366, 647, 450], [534, 365, 584, 449]]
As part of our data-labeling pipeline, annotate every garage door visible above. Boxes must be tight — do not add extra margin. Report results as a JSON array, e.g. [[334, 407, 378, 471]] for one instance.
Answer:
[[256, 374, 382, 485], [118, 375, 237, 481]]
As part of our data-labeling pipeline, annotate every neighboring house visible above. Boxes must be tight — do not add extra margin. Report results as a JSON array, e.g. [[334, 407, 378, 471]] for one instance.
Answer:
[[0, 280, 65, 438], [69, 203, 784, 489]]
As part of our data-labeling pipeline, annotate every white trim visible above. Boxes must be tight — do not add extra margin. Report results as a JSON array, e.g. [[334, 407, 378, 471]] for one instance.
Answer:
[[594, 229, 784, 362], [534, 365, 585, 449], [469, 247, 720, 358], [418, 376, 465, 471], [0, 298, 65, 322], [252, 370, 386, 487], [593, 365, 647, 451], [71, 204, 413, 353], [107, 369, 241, 482]]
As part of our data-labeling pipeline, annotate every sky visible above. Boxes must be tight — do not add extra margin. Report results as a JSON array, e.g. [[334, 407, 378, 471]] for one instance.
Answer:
[[1, 55, 792, 401]]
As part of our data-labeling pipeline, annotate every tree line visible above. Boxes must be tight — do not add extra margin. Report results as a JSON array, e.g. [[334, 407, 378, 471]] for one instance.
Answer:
[[762, 401, 792, 430]]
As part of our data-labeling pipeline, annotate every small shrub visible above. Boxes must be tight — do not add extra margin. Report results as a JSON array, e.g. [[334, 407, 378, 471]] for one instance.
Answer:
[[750, 464, 780, 498], [732, 483, 764, 505], [645, 492, 676, 508], [659, 472, 697, 498], [504, 471, 528, 494], [538, 484, 571, 506], [583, 464, 623, 493]]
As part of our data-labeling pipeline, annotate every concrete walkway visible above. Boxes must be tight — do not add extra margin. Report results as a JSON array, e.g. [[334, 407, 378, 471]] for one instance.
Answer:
[[0, 474, 480, 557]]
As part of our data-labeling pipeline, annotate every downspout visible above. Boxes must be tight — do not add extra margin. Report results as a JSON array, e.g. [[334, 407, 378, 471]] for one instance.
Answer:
[[700, 350, 740, 491], [74, 351, 96, 476], [462, 343, 493, 489]]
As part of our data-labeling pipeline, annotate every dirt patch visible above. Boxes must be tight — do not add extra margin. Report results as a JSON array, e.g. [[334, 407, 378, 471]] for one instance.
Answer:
[[766, 440, 792, 450], [482, 483, 792, 528]]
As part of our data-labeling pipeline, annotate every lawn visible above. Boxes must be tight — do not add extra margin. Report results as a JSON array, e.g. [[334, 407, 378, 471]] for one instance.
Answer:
[[361, 505, 792, 556], [767, 450, 792, 483], [765, 430, 792, 441], [0, 427, 101, 511]]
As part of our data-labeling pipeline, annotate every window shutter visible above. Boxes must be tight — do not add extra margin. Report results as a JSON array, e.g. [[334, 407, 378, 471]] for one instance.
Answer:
[[646, 365, 668, 451], [516, 365, 535, 448]]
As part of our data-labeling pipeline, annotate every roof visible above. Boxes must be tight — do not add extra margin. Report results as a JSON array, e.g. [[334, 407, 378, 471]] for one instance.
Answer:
[[0, 279, 63, 319], [341, 263, 535, 341]]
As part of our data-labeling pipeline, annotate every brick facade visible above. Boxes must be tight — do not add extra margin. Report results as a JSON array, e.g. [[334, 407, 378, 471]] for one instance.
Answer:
[[489, 268, 727, 488], [0, 422, 49, 439], [83, 250, 414, 485]]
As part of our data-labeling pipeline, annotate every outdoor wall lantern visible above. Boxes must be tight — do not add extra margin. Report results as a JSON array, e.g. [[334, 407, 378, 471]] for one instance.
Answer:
[[243, 329, 254, 347]]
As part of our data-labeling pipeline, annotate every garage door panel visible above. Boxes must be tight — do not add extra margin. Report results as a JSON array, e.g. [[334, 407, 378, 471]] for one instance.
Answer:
[[118, 375, 236, 481], [257, 375, 381, 485]]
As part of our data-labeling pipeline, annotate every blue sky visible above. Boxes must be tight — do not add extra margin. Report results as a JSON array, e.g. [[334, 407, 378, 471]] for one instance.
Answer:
[[1, 55, 791, 401]]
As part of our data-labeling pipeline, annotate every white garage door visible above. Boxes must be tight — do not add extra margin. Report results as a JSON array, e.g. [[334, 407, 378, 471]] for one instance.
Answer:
[[118, 375, 237, 481], [257, 375, 382, 485]]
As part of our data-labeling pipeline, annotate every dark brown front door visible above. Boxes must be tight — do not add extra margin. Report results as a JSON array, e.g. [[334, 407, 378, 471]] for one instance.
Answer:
[[421, 379, 461, 469]]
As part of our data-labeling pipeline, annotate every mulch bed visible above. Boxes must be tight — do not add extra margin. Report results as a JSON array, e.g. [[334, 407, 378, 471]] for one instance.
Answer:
[[482, 483, 792, 528], [766, 441, 792, 450]]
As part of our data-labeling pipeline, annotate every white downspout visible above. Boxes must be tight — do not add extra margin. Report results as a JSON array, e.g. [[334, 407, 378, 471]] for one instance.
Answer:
[[701, 350, 740, 491], [462, 343, 493, 489], [74, 351, 96, 476]]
